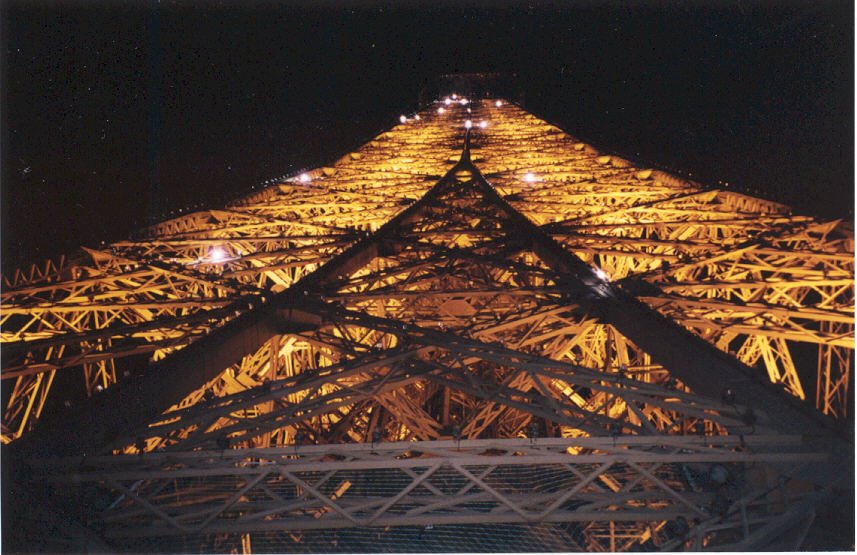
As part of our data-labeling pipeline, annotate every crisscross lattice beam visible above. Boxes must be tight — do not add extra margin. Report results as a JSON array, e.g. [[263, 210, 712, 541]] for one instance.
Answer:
[[3, 96, 852, 552]]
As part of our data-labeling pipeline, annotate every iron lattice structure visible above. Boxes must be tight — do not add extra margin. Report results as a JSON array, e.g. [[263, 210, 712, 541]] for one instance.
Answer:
[[3, 97, 853, 552]]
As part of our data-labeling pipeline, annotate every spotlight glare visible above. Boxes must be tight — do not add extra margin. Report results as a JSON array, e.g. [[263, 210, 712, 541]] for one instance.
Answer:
[[451, 94, 457, 100], [299, 173, 311, 183], [414, 114, 421, 120], [479, 120, 488, 129], [464, 120, 472, 129], [444, 98, 452, 105], [523, 172, 537, 183], [593, 267, 610, 282], [495, 100, 503, 107], [437, 107, 446, 114], [399, 115, 407, 123], [209, 246, 227, 263]]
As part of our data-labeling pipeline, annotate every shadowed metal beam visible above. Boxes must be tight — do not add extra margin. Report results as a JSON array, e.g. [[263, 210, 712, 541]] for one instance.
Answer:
[[456, 144, 849, 468], [14, 150, 474, 456], [19, 304, 284, 456]]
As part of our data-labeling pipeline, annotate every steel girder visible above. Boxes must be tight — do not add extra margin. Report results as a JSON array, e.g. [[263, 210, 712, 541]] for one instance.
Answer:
[[34, 436, 826, 552], [2, 97, 852, 552]]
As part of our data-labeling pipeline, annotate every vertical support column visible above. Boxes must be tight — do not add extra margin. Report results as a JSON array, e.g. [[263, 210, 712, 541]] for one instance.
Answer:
[[816, 323, 851, 418], [442, 386, 451, 425]]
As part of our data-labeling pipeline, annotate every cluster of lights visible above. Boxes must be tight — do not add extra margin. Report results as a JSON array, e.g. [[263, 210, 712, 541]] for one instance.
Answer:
[[441, 94, 469, 106], [434, 94, 503, 125], [400, 113, 422, 124]]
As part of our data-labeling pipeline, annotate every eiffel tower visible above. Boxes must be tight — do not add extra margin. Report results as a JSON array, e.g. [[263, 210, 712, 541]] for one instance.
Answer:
[[3, 92, 853, 552]]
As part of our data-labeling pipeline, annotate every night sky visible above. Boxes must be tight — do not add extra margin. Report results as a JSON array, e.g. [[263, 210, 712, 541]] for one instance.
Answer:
[[2, 1, 852, 274]]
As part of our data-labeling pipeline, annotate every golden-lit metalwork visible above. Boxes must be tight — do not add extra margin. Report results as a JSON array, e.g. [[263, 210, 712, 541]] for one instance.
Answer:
[[3, 97, 852, 552]]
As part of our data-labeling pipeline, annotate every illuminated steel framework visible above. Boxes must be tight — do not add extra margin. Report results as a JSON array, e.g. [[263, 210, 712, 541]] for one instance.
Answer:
[[2, 98, 853, 552]]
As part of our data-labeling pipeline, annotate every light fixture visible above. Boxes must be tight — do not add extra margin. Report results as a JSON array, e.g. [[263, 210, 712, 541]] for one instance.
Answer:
[[593, 267, 610, 281], [479, 120, 488, 129], [299, 173, 311, 183], [444, 98, 452, 105], [495, 100, 503, 107], [414, 114, 421, 120], [399, 115, 407, 123], [464, 120, 472, 129], [451, 94, 457, 100], [209, 246, 228, 263], [523, 172, 537, 183], [437, 107, 446, 115], [459, 98, 468, 105]]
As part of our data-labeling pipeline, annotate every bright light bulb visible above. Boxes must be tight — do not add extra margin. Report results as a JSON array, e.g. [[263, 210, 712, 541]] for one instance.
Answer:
[[466, 107, 471, 113], [299, 173, 311, 183], [479, 120, 488, 129], [495, 100, 503, 107], [523, 173, 536, 183], [444, 98, 452, 105], [209, 246, 227, 263], [464, 120, 472, 129], [399, 115, 407, 123], [451, 94, 457, 100], [437, 107, 446, 114], [459, 99, 468, 105]]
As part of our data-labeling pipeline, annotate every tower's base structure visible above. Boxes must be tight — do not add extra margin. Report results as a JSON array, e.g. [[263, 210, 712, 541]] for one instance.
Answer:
[[2, 96, 853, 552]]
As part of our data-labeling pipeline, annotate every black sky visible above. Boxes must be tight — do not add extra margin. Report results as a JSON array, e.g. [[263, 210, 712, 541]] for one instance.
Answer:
[[2, 1, 853, 273]]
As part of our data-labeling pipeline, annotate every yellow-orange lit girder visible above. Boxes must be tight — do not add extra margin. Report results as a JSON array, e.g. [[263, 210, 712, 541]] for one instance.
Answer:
[[3, 99, 851, 442], [5, 97, 849, 553]]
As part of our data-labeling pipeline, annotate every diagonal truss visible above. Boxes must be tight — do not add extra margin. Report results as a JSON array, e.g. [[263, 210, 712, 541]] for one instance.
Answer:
[[36, 436, 826, 552], [3, 96, 853, 552]]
